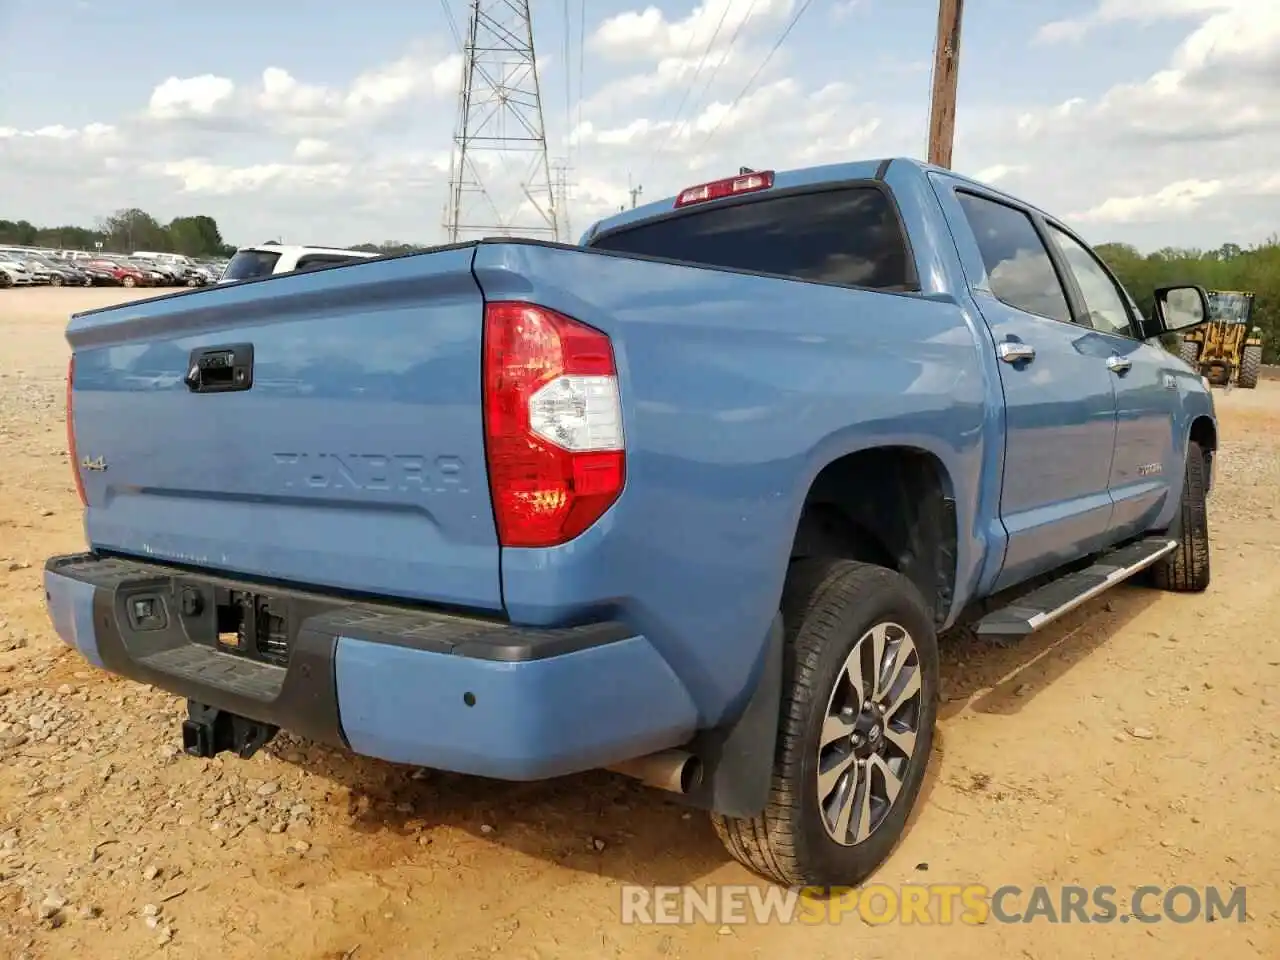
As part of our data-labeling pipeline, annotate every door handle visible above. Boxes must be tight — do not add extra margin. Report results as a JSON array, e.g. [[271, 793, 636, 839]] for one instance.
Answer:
[[997, 342, 1036, 364], [1106, 355, 1132, 374], [185, 343, 255, 393]]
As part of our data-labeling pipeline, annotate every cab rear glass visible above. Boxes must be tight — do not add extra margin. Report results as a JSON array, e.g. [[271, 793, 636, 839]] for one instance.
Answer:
[[588, 186, 914, 291]]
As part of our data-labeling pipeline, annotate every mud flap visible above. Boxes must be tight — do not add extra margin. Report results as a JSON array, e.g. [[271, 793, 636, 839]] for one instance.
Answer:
[[680, 613, 783, 819]]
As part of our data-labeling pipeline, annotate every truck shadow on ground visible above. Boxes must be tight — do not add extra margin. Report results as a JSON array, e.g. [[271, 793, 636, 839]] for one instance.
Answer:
[[268, 585, 1165, 887], [937, 584, 1164, 720]]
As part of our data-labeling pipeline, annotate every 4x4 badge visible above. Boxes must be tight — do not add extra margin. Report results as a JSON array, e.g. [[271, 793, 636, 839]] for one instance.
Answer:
[[80, 456, 107, 472]]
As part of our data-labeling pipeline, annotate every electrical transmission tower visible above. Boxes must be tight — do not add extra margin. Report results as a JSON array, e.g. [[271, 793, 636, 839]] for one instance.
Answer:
[[444, 0, 560, 243]]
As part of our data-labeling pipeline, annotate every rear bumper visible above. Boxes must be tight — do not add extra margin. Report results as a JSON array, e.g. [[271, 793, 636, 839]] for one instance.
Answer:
[[44, 553, 698, 779]]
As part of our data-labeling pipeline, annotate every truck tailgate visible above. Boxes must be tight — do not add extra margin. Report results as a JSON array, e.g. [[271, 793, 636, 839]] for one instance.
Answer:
[[66, 247, 503, 611]]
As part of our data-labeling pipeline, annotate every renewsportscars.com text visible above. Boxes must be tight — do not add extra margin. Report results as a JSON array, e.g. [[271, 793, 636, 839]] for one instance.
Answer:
[[619, 883, 1247, 926]]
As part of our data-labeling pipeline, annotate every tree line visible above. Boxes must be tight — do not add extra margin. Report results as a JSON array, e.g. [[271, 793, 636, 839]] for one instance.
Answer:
[[1098, 239, 1280, 361], [0, 208, 238, 258], [0, 207, 436, 261], [3, 207, 1277, 360]]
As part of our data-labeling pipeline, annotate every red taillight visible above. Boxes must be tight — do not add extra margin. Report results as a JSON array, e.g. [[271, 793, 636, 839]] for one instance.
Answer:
[[482, 302, 625, 548], [674, 170, 775, 207], [66, 355, 86, 506]]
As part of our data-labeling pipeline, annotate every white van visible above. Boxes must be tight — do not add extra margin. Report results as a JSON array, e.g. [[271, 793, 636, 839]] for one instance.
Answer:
[[218, 243, 378, 283]]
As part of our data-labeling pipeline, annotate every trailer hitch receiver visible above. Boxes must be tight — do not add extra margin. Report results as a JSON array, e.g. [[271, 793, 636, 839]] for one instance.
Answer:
[[181, 701, 279, 759]]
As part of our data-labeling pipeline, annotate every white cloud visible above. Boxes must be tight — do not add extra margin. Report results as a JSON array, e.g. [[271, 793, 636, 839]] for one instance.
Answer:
[[973, 164, 1026, 185], [148, 75, 236, 119], [591, 0, 792, 60], [830, 1, 864, 21], [1033, 0, 1241, 44], [142, 46, 460, 136], [293, 138, 332, 161], [1074, 178, 1224, 223], [153, 158, 353, 195]]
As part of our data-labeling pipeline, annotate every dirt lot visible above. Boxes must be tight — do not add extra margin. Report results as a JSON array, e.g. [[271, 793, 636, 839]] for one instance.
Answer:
[[1, 287, 1277, 959]]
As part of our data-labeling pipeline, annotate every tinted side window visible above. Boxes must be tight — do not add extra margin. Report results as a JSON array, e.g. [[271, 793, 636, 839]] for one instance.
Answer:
[[590, 187, 914, 290], [294, 254, 357, 271], [222, 250, 281, 281], [1045, 225, 1134, 337], [956, 192, 1072, 324]]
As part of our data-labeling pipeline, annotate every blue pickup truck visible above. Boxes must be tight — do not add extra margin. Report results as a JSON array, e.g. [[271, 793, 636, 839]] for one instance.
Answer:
[[45, 157, 1216, 888]]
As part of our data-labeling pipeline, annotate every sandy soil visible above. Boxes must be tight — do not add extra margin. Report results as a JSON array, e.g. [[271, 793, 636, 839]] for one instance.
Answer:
[[1, 287, 1277, 959]]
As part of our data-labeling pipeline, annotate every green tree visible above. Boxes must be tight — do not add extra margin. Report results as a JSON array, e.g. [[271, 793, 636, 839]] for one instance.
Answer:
[[0, 208, 236, 258], [167, 215, 228, 257], [1098, 238, 1280, 363]]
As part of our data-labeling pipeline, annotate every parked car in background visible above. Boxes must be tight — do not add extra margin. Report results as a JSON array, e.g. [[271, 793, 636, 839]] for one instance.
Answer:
[[84, 258, 151, 287], [44, 257, 96, 287], [11, 253, 93, 287], [80, 263, 124, 286], [0, 257, 34, 286], [0, 251, 54, 284], [217, 243, 378, 282], [130, 253, 193, 286]]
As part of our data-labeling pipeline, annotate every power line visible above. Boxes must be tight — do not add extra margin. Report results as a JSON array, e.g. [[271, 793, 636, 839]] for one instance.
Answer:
[[680, 0, 761, 135], [654, 2, 735, 155], [630, 2, 727, 188], [689, 0, 815, 163], [439, 0, 463, 49], [575, 0, 586, 150], [563, 0, 573, 141]]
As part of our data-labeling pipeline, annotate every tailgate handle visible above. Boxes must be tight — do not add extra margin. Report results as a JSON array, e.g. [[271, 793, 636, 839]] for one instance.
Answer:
[[185, 343, 254, 393]]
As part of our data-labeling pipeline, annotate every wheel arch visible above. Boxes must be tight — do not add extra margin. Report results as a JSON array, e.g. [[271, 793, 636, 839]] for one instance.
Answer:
[[790, 444, 960, 627], [1189, 415, 1217, 454], [1188, 415, 1217, 492]]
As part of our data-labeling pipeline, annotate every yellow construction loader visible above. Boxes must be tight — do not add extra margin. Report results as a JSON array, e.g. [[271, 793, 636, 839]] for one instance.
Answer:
[[1180, 289, 1264, 388]]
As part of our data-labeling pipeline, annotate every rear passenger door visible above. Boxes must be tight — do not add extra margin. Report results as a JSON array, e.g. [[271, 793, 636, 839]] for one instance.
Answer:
[[936, 181, 1120, 592], [1040, 220, 1176, 539]]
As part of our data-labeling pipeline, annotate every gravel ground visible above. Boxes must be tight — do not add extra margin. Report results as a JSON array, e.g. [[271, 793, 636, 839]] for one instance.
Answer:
[[1, 288, 1278, 960]]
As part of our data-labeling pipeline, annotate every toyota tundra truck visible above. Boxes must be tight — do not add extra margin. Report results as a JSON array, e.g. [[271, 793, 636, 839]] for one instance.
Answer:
[[44, 157, 1217, 888]]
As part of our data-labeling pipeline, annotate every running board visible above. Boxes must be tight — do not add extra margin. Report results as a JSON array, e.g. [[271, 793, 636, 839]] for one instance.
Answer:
[[974, 537, 1178, 640]]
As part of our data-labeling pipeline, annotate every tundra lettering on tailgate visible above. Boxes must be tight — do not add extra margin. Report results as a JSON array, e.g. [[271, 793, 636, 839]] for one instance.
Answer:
[[271, 452, 469, 494]]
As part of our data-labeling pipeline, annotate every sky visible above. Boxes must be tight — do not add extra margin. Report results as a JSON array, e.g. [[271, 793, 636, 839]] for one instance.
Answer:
[[0, 0, 1277, 252]]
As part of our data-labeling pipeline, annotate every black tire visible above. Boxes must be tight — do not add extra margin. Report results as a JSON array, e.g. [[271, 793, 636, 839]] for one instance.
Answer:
[[1238, 345, 1261, 389], [711, 558, 939, 888], [1150, 440, 1210, 592], [1179, 340, 1200, 365], [0, 272, 11, 289]]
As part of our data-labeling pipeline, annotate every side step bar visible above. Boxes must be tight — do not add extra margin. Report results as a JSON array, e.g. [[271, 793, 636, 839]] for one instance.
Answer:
[[974, 537, 1178, 640]]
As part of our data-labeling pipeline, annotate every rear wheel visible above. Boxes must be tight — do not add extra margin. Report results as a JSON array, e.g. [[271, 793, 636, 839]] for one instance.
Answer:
[[122, 275, 136, 288], [1238, 345, 1261, 389], [711, 559, 938, 888], [1150, 440, 1210, 592]]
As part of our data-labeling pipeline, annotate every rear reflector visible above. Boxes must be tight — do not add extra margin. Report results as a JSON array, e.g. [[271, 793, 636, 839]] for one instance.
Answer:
[[674, 170, 775, 207], [482, 302, 625, 548]]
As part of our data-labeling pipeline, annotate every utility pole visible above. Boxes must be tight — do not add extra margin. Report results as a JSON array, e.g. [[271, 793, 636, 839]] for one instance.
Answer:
[[628, 177, 643, 210], [444, 0, 559, 242], [550, 158, 574, 241], [927, 0, 964, 169]]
